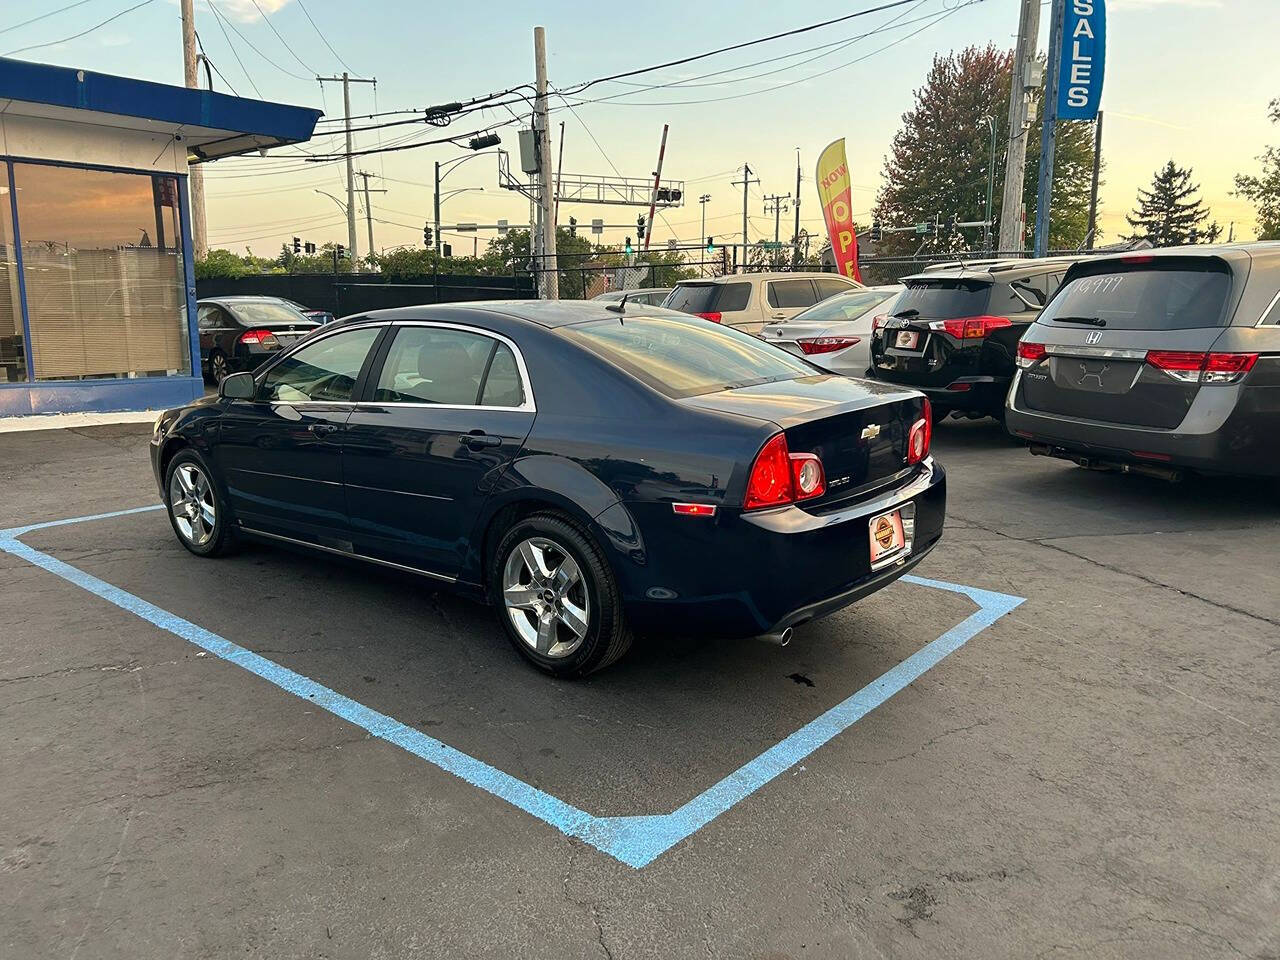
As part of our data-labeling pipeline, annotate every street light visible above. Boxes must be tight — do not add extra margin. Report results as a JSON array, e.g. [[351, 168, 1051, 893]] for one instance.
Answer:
[[315, 189, 348, 216], [434, 151, 497, 256], [979, 116, 996, 252]]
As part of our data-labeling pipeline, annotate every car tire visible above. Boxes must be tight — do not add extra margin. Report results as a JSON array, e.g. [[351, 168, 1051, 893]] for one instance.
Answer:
[[164, 449, 237, 558], [209, 350, 230, 384], [490, 511, 632, 677]]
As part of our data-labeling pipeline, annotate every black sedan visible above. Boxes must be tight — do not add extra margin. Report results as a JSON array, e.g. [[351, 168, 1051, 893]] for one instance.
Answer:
[[196, 296, 321, 383], [151, 301, 945, 676]]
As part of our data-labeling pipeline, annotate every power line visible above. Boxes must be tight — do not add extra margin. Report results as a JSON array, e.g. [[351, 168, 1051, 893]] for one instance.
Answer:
[[0, 0, 101, 36], [194, 27, 240, 96], [301, 115, 524, 162], [206, 0, 263, 99], [295, 0, 355, 75], [246, 0, 316, 75], [2, 0, 156, 56], [206, 0, 310, 82]]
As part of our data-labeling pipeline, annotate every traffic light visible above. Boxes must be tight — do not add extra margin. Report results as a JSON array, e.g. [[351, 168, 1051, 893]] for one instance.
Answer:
[[869, 220, 882, 242], [423, 224, 433, 247], [706, 235, 715, 252], [292, 236, 301, 254], [442, 242, 452, 257], [304, 241, 316, 254], [636, 214, 646, 242], [568, 216, 577, 238], [624, 236, 633, 255], [336, 243, 346, 259]]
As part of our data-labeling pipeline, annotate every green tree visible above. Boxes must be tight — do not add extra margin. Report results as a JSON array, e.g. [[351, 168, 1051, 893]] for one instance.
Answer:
[[487, 227, 600, 298], [1235, 98, 1280, 240], [1126, 161, 1221, 246], [873, 44, 1097, 255]]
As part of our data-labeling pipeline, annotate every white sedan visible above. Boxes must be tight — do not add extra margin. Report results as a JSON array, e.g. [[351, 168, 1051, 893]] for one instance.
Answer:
[[759, 285, 901, 377]]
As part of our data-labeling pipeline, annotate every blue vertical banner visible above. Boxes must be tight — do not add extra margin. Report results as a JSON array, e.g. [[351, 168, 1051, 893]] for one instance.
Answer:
[[1057, 0, 1106, 120]]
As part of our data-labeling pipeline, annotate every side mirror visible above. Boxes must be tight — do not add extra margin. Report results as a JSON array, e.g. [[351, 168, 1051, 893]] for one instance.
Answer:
[[219, 371, 256, 400]]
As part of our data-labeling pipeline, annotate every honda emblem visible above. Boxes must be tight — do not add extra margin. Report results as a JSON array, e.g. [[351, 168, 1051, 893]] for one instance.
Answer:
[[1085, 331, 1102, 344]]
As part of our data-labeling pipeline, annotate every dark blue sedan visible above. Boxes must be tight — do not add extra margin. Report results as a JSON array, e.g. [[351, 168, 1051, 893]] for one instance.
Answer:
[[150, 301, 945, 676]]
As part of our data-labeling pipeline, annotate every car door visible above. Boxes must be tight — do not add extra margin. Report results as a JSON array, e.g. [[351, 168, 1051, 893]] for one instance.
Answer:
[[342, 323, 535, 579], [214, 324, 383, 545], [198, 304, 236, 367], [761, 279, 820, 332]]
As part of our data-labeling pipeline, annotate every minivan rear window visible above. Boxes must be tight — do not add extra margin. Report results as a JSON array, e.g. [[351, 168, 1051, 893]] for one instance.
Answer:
[[1039, 260, 1233, 330], [895, 280, 991, 318], [665, 282, 751, 314]]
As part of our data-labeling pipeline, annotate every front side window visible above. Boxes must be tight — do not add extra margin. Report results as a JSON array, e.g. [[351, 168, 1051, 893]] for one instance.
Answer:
[[258, 327, 378, 403], [566, 315, 815, 399], [373, 327, 500, 406], [767, 280, 818, 309], [13, 163, 190, 381]]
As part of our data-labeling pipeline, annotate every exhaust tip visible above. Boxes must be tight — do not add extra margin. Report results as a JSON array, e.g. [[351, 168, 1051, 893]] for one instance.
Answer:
[[758, 627, 793, 647]]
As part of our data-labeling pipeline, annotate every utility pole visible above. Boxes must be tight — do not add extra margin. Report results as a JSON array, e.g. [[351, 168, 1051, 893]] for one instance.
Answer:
[[355, 171, 386, 264], [793, 148, 802, 261], [999, 0, 1041, 253], [533, 26, 558, 299], [732, 163, 760, 254], [433, 161, 442, 256], [1085, 110, 1104, 250], [642, 123, 670, 253], [179, 0, 206, 259], [764, 193, 790, 245], [318, 73, 377, 268], [1033, 0, 1066, 258], [981, 115, 996, 252]]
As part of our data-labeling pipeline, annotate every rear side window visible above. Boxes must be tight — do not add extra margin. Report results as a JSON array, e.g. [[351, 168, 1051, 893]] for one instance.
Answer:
[[373, 327, 496, 405], [666, 282, 751, 313], [896, 280, 992, 318], [767, 280, 818, 309], [815, 277, 855, 300], [1039, 261, 1233, 330], [565, 315, 814, 399]]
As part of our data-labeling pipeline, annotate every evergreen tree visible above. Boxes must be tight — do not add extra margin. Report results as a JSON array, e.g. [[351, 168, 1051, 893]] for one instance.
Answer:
[[873, 44, 1097, 255], [1234, 99, 1280, 240], [1126, 161, 1221, 246]]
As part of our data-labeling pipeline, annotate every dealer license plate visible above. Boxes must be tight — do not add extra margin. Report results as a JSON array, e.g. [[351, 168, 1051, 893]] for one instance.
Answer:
[[869, 508, 908, 566]]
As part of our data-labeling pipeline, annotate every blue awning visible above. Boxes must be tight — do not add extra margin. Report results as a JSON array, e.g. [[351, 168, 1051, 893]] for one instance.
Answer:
[[0, 57, 322, 161]]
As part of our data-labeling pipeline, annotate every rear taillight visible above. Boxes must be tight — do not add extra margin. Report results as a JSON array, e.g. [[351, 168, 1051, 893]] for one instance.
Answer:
[[930, 315, 1013, 339], [743, 433, 825, 510], [694, 311, 722, 323], [797, 336, 859, 355], [907, 398, 932, 465], [238, 328, 280, 348], [871, 314, 888, 334], [1145, 350, 1258, 385], [1017, 341, 1048, 368]]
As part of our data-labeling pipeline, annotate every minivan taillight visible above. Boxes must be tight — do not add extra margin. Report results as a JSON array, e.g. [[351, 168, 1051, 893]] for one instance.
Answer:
[[1017, 341, 1048, 368], [1145, 350, 1258, 385], [930, 315, 1013, 339], [239, 328, 280, 348], [695, 311, 722, 323], [743, 433, 826, 510], [907, 399, 932, 465]]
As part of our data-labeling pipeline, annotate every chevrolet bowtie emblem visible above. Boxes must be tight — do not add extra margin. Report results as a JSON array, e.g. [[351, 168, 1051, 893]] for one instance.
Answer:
[[861, 424, 881, 440]]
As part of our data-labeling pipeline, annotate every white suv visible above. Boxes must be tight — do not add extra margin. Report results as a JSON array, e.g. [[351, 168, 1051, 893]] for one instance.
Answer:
[[662, 272, 863, 335]]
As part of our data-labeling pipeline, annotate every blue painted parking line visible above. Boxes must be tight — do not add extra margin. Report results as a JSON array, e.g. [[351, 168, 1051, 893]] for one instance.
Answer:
[[1, 506, 1024, 869]]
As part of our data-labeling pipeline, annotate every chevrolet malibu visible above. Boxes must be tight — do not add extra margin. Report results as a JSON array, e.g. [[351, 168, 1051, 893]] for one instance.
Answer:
[[151, 301, 945, 676]]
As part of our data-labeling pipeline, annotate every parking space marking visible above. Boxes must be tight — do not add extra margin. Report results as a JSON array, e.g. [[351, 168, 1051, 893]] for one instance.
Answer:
[[1, 506, 1024, 869]]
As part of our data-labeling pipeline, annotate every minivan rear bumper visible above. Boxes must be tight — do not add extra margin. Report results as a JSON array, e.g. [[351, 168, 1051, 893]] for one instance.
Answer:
[[1005, 370, 1280, 477]]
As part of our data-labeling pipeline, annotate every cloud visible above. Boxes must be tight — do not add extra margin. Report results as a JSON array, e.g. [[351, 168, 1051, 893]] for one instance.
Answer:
[[202, 0, 294, 23]]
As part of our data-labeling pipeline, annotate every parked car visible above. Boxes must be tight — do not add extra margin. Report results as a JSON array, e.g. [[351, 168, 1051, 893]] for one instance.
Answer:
[[197, 297, 321, 383], [152, 300, 944, 677], [1007, 244, 1280, 478], [760, 285, 901, 376], [867, 258, 1079, 422], [591, 288, 672, 307], [663, 272, 863, 335], [282, 298, 337, 325]]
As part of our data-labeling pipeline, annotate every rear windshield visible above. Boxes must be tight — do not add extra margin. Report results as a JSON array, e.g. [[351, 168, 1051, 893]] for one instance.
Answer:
[[794, 290, 895, 323], [895, 280, 991, 318], [1038, 261, 1233, 330], [231, 301, 311, 326], [664, 282, 751, 313], [564, 315, 814, 399]]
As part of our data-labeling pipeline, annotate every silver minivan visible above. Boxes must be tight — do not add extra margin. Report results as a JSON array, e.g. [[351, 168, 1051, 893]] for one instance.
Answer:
[[663, 272, 863, 335]]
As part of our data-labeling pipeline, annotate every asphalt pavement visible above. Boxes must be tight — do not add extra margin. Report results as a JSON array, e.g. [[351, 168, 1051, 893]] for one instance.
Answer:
[[1, 419, 1277, 959]]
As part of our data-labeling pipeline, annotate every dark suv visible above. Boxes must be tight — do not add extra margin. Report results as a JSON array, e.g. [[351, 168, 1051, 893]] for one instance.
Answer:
[[868, 258, 1078, 422], [1006, 244, 1280, 478]]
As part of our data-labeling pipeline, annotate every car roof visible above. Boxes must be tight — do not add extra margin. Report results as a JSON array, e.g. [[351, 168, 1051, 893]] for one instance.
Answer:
[[594, 287, 670, 296], [198, 296, 296, 305], [905, 256, 1083, 283], [354, 299, 693, 330], [676, 272, 861, 285], [1066, 241, 1280, 270]]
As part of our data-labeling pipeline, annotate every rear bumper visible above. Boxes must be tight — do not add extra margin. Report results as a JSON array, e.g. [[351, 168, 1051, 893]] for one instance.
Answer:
[[870, 368, 1009, 413], [1005, 371, 1280, 476], [616, 459, 947, 638]]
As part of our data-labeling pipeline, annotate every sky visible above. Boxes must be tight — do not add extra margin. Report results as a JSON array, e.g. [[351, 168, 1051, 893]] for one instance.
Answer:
[[5, 0, 1276, 258]]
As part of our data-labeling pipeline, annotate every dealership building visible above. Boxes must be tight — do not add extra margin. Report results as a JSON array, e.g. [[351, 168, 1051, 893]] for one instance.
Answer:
[[0, 57, 320, 417]]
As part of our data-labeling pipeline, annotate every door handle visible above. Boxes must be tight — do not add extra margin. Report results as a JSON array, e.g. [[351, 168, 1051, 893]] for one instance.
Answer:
[[308, 423, 340, 435], [459, 432, 502, 448], [771, 312, 787, 320]]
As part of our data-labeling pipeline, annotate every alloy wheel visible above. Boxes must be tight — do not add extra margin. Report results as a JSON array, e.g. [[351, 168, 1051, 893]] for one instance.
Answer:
[[502, 537, 591, 659], [169, 462, 217, 546], [211, 353, 229, 382]]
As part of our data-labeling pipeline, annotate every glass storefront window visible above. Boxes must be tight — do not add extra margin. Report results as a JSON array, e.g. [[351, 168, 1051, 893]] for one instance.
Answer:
[[0, 179, 23, 383], [12, 163, 190, 381]]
